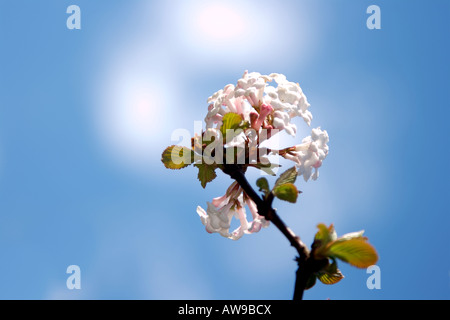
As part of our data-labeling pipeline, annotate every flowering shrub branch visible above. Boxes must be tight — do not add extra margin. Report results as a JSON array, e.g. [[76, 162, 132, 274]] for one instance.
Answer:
[[161, 71, 378, 299]]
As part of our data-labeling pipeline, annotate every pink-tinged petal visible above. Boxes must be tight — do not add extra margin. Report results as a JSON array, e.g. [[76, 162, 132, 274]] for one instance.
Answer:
[[253, 103, 273, 131], [249, 91, 259, 106], [260, 103, 273, 118], [247, 220, 262, 234], [246, 198, 259, 219], [205, 225, 214, 234], [250, 112, 258, 129], [235, 207, 249, 231], [225, 98, 237, 114], [212, 194, 228, 208], [313, 160, 322, 169], [219, 229, 231, 238], [283, 153, 301, 165], [244, 93, 256, 106], [229, 226, 244, 240]]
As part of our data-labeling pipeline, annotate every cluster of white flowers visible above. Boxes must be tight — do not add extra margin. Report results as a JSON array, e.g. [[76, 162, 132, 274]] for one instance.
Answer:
[[196, 182, 269, 240], [205, 71, 312, 137], [284, 127, 329, 181], [198, 71, 329, 239]]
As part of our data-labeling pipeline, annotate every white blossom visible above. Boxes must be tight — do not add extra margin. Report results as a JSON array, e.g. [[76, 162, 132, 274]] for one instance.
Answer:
[[196, 183, 269, 240], [266, 73, 312, 126], [272, 110, 297, 136], [204, 71, 312, 136], [287, 127, 329, 181], [195, 71, 329, 240]]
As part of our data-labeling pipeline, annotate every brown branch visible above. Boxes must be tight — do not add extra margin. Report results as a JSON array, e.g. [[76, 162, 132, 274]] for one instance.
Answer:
[[222, 164, 323, 300]]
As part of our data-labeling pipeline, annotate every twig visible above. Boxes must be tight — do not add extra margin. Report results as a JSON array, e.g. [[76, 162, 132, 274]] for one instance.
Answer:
[[222, 164, 322, 300]]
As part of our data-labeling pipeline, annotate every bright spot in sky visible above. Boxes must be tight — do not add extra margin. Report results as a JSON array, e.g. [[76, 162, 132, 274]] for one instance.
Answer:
[[113, 77, 157, 143], [168, 0, 320, 66], [94, 55, 171, 171], [91, 0, 321, 174], [194, 4, 245, 41], [174, 0, 264, 57]]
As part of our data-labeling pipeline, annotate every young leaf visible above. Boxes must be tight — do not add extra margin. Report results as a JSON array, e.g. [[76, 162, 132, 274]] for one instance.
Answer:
[[272, 183, 299, 203], [312, 223, 337, 252], [274, 166, 298, 188], [194, 163, 217, 189], [317, 270, 344, 285], [220, 113, 243, 137], [161, 145, 194, 170], [316, 259, 344, 285], [256, 178, 270, 196], [325, 239, 378, 269]]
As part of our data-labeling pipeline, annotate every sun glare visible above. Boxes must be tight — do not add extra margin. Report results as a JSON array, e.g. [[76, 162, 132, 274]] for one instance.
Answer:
[[195, 4, 245, 41]]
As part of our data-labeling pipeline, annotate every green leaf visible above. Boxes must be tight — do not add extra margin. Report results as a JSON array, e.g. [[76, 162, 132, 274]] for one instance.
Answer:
[[272, 183, 298, 203], [316, 259, 344, 285], [326, 239, 378, 269], [161, 145, 194, 169], [274, 166, 298, 188], [220, 113, 243, 137], [194, 163, 217, 188], [305, 274, 317, 290], [256, 178, 270, 196], [313, 224, 337, 248], [311, 224, 338, 258], [317, 270, 344, 285]]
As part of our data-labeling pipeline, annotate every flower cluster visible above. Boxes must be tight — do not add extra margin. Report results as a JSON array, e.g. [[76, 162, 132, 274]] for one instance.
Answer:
[[195, 71, 330, 239], [196, 182, 269, 240], [282, 127, 329, 181], [205, 71, 312, 136], [162, 71, 378, 299]]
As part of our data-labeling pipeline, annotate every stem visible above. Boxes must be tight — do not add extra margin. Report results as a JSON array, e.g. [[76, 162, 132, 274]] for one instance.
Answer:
[[222, 164, 316, 300]]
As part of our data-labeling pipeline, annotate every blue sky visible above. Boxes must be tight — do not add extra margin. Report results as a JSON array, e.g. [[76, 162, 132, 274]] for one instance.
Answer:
[[0, 0, 448, 300]]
